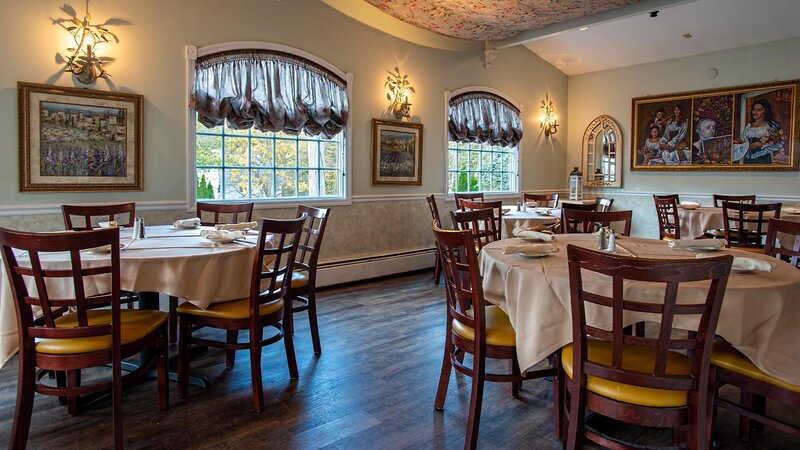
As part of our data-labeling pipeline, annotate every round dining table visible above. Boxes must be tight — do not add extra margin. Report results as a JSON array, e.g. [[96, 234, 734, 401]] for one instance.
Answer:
[[501, 207, 560, 237], [677, 204, 800, 239], [0, 224, 262, 368], [479, 233, 800, 386]]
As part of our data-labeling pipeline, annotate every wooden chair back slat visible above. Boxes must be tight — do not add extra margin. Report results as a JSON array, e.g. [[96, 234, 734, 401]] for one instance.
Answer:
[[450, 208, 501, 251], [561, 209, 632, 235], [196, 202, 255, 226], [764, 218, 800, 268], [453, 192, 484, 208], [425, 195, 443, 228], [713, 194, 756, 208], [433, 226, 484, 331], [251, 215, 305, 308], [456, 200, 503, 240], [653, 195, 681, 240], [292, 206, 330, 278], [62, 203, 136, 231], [595, 197, 614, 212], [523, 193, 559, 208], [561, 202, 599, 212], [722, 201, 781, 250]]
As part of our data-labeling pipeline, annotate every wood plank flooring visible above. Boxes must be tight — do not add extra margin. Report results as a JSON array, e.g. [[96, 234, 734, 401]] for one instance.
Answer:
[[0, 271, 798, 449]]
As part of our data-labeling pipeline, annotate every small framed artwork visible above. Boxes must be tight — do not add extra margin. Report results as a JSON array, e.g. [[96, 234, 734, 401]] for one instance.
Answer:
[[18, 82, 144, 191], [631, 79, 799, 171], [371, 119, 424, 185]]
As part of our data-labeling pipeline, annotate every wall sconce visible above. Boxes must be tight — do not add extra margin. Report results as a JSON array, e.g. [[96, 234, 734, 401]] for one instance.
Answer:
[[540, 98, 559, 136], [385, 66, 415, 121], [58, 5, 118, 84]]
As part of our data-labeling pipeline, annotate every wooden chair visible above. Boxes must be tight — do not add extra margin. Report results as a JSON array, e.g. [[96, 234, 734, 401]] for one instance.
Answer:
[[561, 202, 599, 212], [433, 225, 557, 450], [712, 194, 756, 207], [177, 215, 305, 412], [523, 193, 559, 208], [561, 209, 632, 236], [62, 203, 136, 230], [559, 245, 733, 450], [654, 194, 681, 240], [196, 201, 254, 226], [454, 192, 484, 209], [595, 197, 614, 212], [764, 217, 800, 268], [450, 208, 501, 252], [457, 199, 504, 240], [0, 227, 169, 449], [285, 205, 330, 355], [721, 201, 782, 252], [426, 195, 444, 285]]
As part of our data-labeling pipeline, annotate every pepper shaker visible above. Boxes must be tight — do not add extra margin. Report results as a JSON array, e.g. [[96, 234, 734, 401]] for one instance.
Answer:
[[597, 227, 607, 250]]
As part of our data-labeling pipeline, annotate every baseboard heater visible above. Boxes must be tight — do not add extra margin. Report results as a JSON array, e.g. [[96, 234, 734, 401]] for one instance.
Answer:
[[315, 248, 436, 288]]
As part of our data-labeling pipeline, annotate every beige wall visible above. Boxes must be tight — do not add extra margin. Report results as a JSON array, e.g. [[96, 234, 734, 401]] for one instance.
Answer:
[[568, 37, 800, 238], [0, 0, 568, 261]]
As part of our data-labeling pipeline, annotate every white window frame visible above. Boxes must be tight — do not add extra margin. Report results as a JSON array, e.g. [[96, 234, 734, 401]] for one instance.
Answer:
[[443, 86, 522, 199], [185, 41, 353, 211]]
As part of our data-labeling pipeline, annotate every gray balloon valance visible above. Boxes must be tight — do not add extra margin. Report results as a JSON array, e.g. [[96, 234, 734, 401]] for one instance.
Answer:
[[448, 91, 523, 147], [191, 49, 350, 139]]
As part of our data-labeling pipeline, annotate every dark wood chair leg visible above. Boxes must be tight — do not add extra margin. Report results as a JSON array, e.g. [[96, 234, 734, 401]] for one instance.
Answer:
[[177, 317, 191, 399], [157, 328, 169, 411], [225, 330, 237, 369], [249, 326, 265, 413], [67, 369, 81, 415], [169, 296, 179, 344], [740, 389, 753, 442], [554, 356, 565, 439], [565, 378, 586, 450], [465, 350, 486, 450], [433, 251, 443, 285], [509, 357, 521, 397], [307, 290, 322, 355], [112, 352, 124, 449], [11, 347, 36, 449], [434, 331, 454, 410], [283, 308, 299, 379]]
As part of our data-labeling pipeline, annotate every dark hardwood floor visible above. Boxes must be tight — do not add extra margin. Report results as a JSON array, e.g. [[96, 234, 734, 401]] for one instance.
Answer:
[[0, 271, 797, 449]]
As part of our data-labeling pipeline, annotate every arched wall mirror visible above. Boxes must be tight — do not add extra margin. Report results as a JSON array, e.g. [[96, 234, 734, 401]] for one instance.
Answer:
[[583, 115, 623, 188]]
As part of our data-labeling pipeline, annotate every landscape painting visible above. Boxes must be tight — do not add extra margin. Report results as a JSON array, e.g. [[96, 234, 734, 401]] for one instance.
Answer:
[[371, 119, 423, 185]]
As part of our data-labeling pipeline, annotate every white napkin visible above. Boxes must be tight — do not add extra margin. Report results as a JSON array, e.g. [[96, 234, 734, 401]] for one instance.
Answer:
[[783, 207, 800, 214], [200, 229, 245, 240], [215, 221, 259, 231], [512, 227, 555, 242], [732, 257, 774, 272], [501, 243, 558, 255], [678, 201, 701, 209], [98, 221, 118, 228], [174, 217, 201, 228], [668, 239, 727, 249], [534, 207, 554, 215]]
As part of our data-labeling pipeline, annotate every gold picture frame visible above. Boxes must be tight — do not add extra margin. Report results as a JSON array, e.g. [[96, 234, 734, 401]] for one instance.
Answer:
[[371, 119, 424, 185], [631, 79, 799, 171], [18, 82, 144, 191]]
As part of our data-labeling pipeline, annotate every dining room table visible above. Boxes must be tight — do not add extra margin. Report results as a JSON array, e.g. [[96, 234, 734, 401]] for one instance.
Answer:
[[0, 224, 263, 368], [501, 207, 561, 237], [478, 233, 800, 386], [677, 204, 800, 239]]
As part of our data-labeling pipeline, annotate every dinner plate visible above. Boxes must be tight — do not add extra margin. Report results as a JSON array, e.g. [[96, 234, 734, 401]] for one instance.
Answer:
[[686, 246, 721, 252], [204, 236, 236, 244], [174, 224, 200, 230], [517, 250, 552, 258]]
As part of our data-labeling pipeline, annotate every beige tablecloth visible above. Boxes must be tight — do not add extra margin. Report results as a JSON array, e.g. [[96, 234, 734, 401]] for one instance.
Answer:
[[502, 208, 560, 237], [0, 225, 263, 368], [678, 206, 800, 239], [479, 234, 800, 386]]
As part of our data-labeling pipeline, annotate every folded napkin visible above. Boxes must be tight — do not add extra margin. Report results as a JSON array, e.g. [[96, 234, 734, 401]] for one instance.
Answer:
[[668, 239, 727, 249], [533, 207, 554, 215], [678, 201, 701, 209], [200, 229, 245, 240], [98, 221, 118, 228], [173, 217, 201, 228], [215, 221, 259, 231], [501, 243, 558, 255], [783, 207, 800, 214], [732, 257, 774, 272], [512, 227, 555, 241]]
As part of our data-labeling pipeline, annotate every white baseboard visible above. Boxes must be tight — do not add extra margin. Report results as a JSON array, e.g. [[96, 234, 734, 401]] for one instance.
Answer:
[[316, 249, 436, 287]]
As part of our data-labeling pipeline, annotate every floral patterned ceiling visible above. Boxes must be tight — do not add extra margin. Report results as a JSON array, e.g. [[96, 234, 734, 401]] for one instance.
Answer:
[[364, 0, 642, 41]]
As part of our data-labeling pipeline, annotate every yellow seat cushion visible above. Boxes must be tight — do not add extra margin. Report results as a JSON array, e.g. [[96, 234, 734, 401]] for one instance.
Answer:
[[711, 341, 800, 393], [35, 309, 169, 355], [561, 340, 692, 407], [451, 305, 516, 347], [662, 236, 676, 241], [176, 297, 283, 320], [278, 270, 309, 290]]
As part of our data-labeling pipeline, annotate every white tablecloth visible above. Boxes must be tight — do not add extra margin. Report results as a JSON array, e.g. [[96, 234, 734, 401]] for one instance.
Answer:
[[678, 206, 800, 239], [0, 225, 262, 368], [479, 234, 800, 386], [502, 208, 560, 237]]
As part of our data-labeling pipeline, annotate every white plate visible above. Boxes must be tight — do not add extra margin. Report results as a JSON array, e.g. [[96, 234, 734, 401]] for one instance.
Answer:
[[517, 251, 552, 258], [205, 237, 236, 244], [686, 246, 721, 252], [174, 224, 199, 230]]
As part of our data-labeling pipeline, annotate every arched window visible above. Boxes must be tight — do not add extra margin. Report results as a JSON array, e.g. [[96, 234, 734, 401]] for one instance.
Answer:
[[187, 42, 352, 205], [446, 88, 522, 195]]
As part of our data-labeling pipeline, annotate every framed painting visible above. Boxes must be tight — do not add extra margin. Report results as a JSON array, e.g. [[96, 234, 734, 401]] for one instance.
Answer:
[[371, 119, 423, 185], [630, 79, 799, 171], [18, 82, 143, 191]]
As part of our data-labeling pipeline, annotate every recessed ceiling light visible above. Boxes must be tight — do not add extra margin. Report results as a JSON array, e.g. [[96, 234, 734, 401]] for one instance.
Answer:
[[578, 26, 589, 31]]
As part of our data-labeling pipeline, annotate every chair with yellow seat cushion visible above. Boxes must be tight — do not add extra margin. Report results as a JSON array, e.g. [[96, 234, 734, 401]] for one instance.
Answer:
[[558, 244, 733, 450], [710, 340, 800, 442], [654, 194, 681, 240], [432, 225, 557, 450], [284, 205, 330, 355], [0, 227, 169, 449], [177, 215, 306, 413], [722, 201, 781, 252], [450, 207, 501, 254]]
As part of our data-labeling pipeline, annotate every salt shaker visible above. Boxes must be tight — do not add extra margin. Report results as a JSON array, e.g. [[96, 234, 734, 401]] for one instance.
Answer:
[[134, 217, 146, 239], [597, 226, 607, 250], [606, 230, 616, 252], [517, 200, 523, 212]]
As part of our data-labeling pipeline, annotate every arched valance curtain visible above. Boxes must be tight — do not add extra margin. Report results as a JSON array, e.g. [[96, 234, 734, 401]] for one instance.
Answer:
[[191, 49, 350, 139], [448, 91, 523, 147]]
